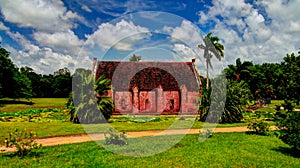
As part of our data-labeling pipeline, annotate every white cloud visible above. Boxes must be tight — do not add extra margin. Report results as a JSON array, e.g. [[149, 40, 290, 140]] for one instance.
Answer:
[[0, 0, 83, 32], [0, 22, 9, 31], [163, 20, 202, 47], [85, 19, 150, 51], [33, 29, 84, 55], [172, 43, 199, 61], [197, 0, 300, 66], [81, 5, 92, 12], [6, 43, 78, 74]]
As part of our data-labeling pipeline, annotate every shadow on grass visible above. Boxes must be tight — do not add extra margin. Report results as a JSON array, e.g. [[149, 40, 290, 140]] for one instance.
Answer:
[[0, 100, 34, 105], [272, 147, 300, 158], [1, 150, 43, 158], [245, 131, 269, 136]]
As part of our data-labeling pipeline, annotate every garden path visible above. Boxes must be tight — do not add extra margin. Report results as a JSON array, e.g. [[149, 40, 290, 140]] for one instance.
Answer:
[[0, 126, 277, 153]]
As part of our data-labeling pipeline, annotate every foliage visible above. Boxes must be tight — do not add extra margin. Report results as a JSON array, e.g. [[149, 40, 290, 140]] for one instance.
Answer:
[[70, 69, 114, 124], [223, 50, 300, 102], [275, 102, 300, 151], [224, 58, 253, 82], [198, 79, 211, 121], [199, 79, 252, 123], [282, 99, 295, 112], [104, 128, 127, 146], [0, 45, 33, 100], [4, 128, 41, 157], [129, 54, 141, 62], [245, 110, 271, 135], [0, 45, 71, 99], [0, 108, 69, 122]]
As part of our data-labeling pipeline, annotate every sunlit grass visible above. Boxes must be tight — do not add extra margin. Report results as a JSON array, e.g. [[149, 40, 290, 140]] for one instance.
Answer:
[[1, 133, 299, 167], [0, 98, 67, 112]]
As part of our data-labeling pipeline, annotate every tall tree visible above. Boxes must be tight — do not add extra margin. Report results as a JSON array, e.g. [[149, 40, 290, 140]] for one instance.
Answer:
[[0, 45, 33, 100], [224, 58, 253, 81], [52, 68, 72, 98], [198, 32, 224, 87], [0, 45, 17, 98], [129, 54, 141, 62]]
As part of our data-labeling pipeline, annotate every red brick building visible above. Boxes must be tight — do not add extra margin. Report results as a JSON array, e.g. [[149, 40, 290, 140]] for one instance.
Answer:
[[95, 60, 200, 115]]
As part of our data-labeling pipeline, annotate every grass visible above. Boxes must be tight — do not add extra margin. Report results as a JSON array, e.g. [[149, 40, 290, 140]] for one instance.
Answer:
[[1, 133, 299, 167], [0, 98, 67, 112], [0, 118, 248, 143]]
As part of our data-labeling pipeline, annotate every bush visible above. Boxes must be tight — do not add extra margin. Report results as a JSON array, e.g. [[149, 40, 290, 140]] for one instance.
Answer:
[[276, 109, 300, 151], [199, 128, 213, 138], [245, 111, 271, 135], [69, 70, 114, 124], [104, 128, 127, 146], [199, 79, 252, 123], [4, 128, 41, 156]]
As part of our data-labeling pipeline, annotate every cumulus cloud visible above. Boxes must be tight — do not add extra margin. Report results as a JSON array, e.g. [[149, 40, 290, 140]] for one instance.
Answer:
[[6, 43, 78, 74], [163, 20, 203, 47], [172, 43, 199, 61], [85, 19, 150, 51], [0, 0, 83, 32], [197, 0, 300, 65], [33, 30, 84, 55]]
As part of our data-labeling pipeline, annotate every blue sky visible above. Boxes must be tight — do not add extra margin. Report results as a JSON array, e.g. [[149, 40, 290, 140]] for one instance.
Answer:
[[0, 0, 299, 75]]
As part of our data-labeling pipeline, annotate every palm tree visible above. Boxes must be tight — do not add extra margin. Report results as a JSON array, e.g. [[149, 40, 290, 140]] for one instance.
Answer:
[[198, 32, 224, 87]]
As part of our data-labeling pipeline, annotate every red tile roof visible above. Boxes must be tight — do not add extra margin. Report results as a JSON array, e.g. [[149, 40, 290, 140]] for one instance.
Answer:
[[96, 61, 199, 91]]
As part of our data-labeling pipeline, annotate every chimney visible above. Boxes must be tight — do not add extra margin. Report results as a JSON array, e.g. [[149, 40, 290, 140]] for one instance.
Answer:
[[192, 58, 196, 63], [91, 57, 97, 75]]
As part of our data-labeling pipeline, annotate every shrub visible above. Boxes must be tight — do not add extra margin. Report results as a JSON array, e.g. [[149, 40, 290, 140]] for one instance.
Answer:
[[245, 111, 271, 135], [199, 128, 213, 138], [282, 99, 295, 112], [199, 79, 252, 123], [104, 128, 127, 146], [5, 128, 41, 157], [70, 70, 114, 124], [276, 104, 300, 151]]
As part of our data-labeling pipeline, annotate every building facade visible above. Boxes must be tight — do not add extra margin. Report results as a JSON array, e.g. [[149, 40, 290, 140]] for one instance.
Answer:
[[95, 60, 200, 115]]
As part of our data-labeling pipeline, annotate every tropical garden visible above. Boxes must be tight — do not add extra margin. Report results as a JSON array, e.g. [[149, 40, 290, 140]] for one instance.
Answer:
[[1, 35, 300, 167]]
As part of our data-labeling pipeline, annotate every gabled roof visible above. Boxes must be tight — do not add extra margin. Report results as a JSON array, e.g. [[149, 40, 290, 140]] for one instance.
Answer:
[[96, 61, 199, 91]]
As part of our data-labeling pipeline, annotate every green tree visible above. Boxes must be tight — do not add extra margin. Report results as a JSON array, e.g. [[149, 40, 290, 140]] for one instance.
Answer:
[[14, 71, 33, 101], [52, 68, 72, 98], [0, 45, 33, 100], [198, 32, 224, 87], [0, 45, 18, 98], [224, 58, 253, 82], [129, 54, 141, 62]]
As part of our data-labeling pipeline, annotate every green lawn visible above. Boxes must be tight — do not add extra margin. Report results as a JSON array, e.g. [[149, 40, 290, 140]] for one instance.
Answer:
[[1, 133, 299, 167], [0, 98, 67, 112]]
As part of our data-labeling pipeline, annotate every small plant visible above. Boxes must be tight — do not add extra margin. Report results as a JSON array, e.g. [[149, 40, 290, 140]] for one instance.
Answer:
[[104, 128, 127, 146], [246, 111, 270, 135], [5, 128, 42, 157], [199, 128, 213, 138]]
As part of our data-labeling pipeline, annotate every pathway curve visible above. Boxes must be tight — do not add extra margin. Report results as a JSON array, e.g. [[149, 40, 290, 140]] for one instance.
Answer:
[[0, 126, 276, 153]]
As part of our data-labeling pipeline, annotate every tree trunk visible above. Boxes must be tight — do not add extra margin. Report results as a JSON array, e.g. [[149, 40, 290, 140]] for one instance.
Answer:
[[206, 59, 209, 88]]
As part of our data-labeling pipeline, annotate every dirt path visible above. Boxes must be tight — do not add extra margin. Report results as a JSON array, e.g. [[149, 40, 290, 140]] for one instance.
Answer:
[[0, 126, 277, 153]]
